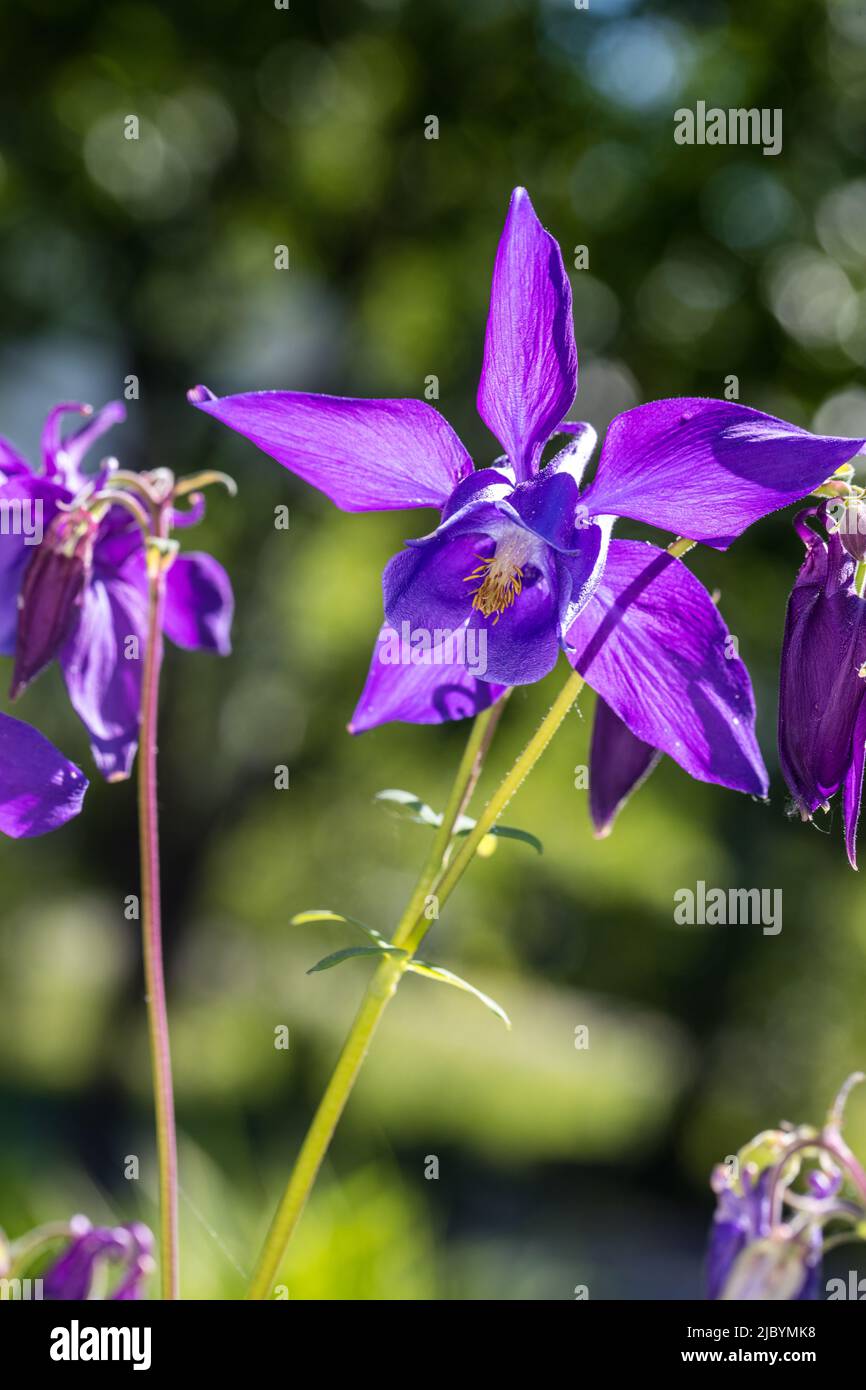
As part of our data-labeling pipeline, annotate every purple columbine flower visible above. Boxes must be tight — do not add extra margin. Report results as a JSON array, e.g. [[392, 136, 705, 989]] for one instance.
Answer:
[[0, 401, 234, 779], [778, 502, 866, 868], [188, 188, 864, 812], [0, 709, 87, 837], [42, 1215, 155, 1300]]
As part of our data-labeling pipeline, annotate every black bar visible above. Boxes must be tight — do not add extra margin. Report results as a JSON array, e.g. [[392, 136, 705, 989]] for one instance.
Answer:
[[2, 1297, 861, 1374]]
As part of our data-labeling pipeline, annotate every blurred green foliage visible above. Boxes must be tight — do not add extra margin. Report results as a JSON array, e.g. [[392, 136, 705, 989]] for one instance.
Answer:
[[1, 0, 866, 1298]]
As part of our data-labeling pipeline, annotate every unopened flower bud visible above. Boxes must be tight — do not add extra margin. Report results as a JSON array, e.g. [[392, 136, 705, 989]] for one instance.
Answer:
[[11, 510, 96, 699]]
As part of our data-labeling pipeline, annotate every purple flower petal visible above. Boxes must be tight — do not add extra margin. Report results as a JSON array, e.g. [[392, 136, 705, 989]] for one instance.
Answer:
[[43, 1221, 122, 1300], [0, 473, 68, 653], [43, 1217, 154, 1301], [110, 1221, 155, 1301], [188, 386, 471, 512], [440, 466, 515, 522], [60, 547, 149, 781], [707, 1223, 753, 1303], [476, 187, 577, 481], [0, 711, 87, 837], [41, 401, 126, 490], [349, 623, 507, 732], [163, 551, 234, 656], [383, 526, 490, 637], [565, 539, 768, 795], [588, 696, 661, 837], [41, 404, 88, 476], [545, 420, 598, 489], [465, 576, 561, 685], [170, 492, 207, 529], [506, 470, 583, 551], [581, 399, 866, 549], [39, 402, 123, 493], [442, 465, 588, 556], [843, 699, 866, 870], [0, 435, 31, 477], [383, 521, 563, 686], [554, 517, 613, 632], [778, 519, 866, 816]]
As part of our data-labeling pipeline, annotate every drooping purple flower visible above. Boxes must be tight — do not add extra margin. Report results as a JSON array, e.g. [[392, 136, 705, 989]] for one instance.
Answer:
[[0, 709, 87, 837], [778, 505, 866, 868], [706, 1078, 866, 1302], [42, 1215, 154, 1300], [0, 402, 234, 779], [188, 188, 864, 803]]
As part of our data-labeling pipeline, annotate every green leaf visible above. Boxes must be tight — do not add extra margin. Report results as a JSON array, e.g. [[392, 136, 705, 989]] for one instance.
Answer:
[[407, 960, 512, 1029], [291, 909, 387, 944], [489, 825, 543, 854], [307, 945, 407, 974], [374, 788, 441, 827], [452, 818, 543, 854], [375, 791, 541, 854]]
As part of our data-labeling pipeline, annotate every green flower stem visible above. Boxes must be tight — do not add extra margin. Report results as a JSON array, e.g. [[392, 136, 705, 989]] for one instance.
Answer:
[[668, 536, 695, 561], [390, 695, 508, 950], [246, 670, 585, 1299], [399, 670, 584, 955]]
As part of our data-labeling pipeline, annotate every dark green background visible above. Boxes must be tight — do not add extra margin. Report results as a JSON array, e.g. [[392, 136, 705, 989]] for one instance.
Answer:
[[1, 0, 865, 1298]]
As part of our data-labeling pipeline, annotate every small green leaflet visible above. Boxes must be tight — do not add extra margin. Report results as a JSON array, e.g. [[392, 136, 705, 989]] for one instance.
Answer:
[[291, 908, 388, 944], [374, 789, 542, 854], [453, 818, 543, 855], [291, 909, 405, 974], [407, 960, 511, 1029], [373, 788, 440, 827], [306, 945, 407, 974], [290, 909, 510, 1022]]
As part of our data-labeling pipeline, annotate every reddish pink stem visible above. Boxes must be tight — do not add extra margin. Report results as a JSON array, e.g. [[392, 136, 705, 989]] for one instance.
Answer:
[[137, 535, 179, 1299]]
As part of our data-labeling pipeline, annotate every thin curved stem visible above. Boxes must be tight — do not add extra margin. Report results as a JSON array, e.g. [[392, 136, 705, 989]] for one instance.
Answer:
[[138, 538, 179, 1300], [246, 670, 584, 1299]]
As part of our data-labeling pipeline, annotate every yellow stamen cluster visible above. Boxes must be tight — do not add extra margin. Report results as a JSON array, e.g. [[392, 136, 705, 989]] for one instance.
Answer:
[[464, 551, 524, 623]]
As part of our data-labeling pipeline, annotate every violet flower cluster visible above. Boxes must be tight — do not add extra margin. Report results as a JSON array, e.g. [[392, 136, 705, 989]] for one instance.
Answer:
[[0, 401, 233, 782], [707, 1076, 866, 1301]]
